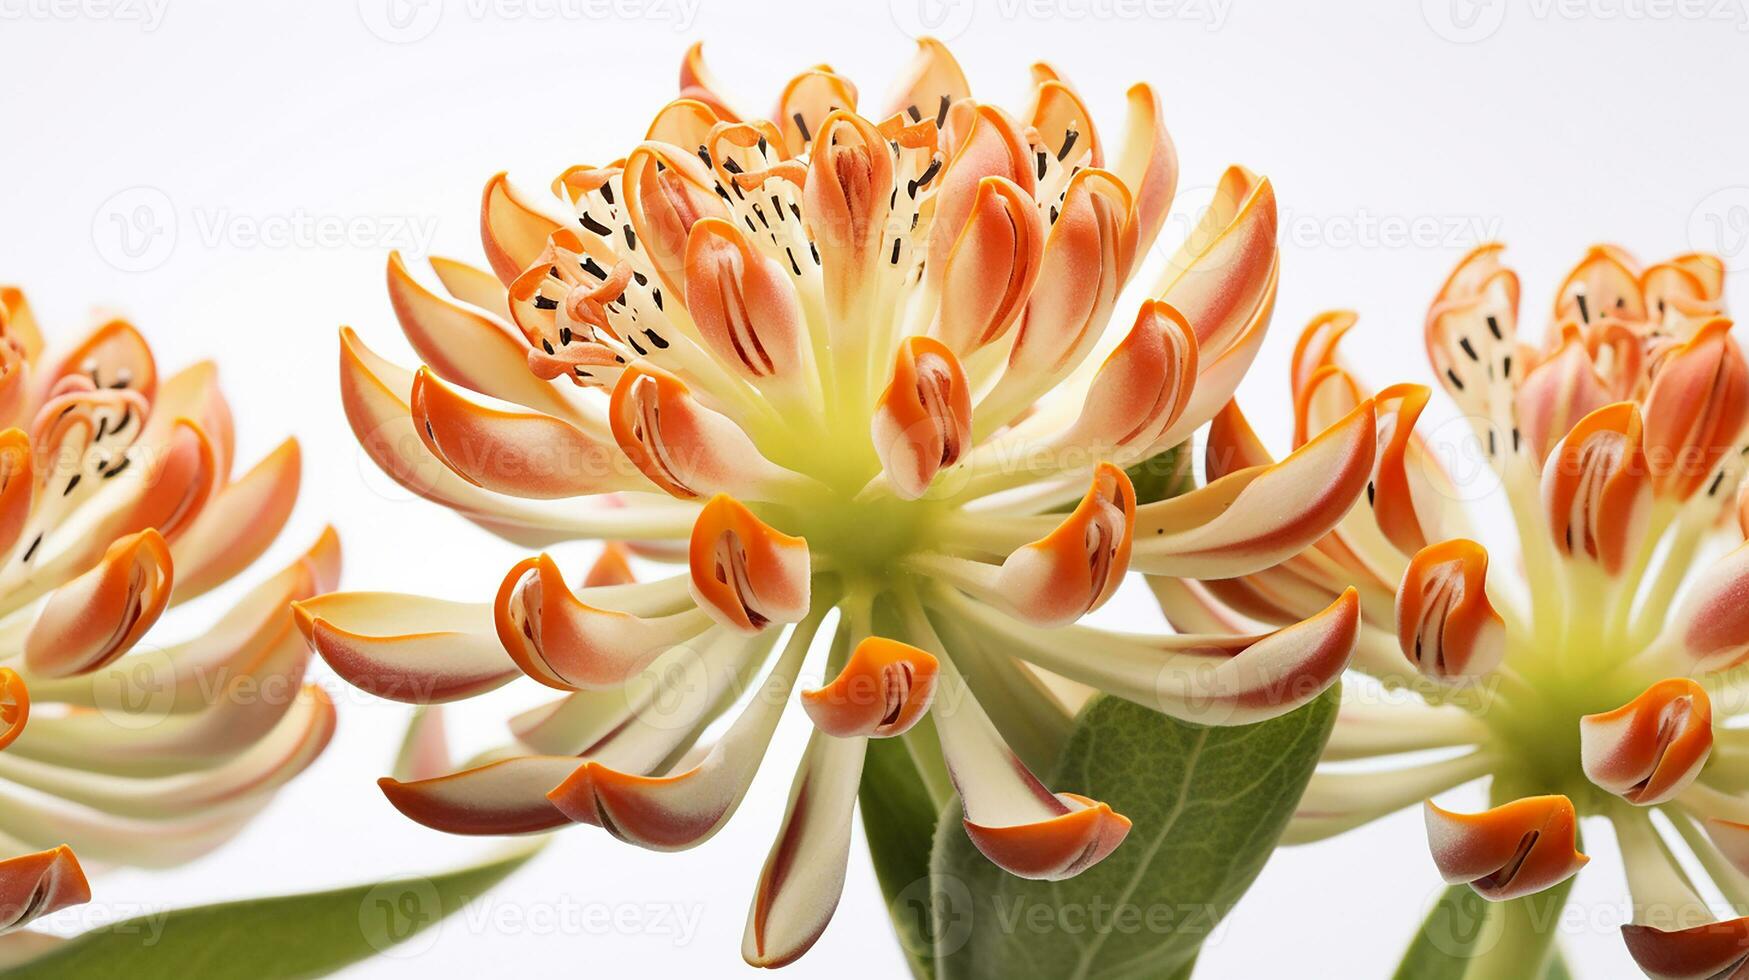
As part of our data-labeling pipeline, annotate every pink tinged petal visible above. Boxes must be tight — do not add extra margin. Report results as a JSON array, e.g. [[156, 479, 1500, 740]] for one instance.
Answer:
[[804, 111, 894, 322], [776, 67, 860, 154], [1131, 399, 1377, 578], [513, 627, 772, 767], [1289, 310, 1357, 408], [931, 659, 1128, 880], [622, 141, 728, 298], [1001, 169, 1133, 385], [683, 218, 810, 382], [872, 336, 973, 500], [1703, 819, 1749, 878], [1542, 401, 1652, 574], [1424, 795, 1590, 901], [645, 98, 721, 150], [1110, 83, 1177, 275], [4, 666, 318, 780], [0, 287, 45, 365], [742, 729, 867, 968], [608, 365, 795, 501], [1148, 589, 1358, 725], [337, 327, 592, 544], [169, 437, 300, 602], [992, 463, 1135, 628], [687, 494, 810, 633], [1025, 75, 1101, 169], [380, 756, 579, 836], [429, 255, 512, 321], [1621, 917, 1749, 980], [24, 529, 172, 678], [678, 42, 744, 121], [1203, 398, 1274, 479], [1555, 244, 1645, 326], [480, 172, 564, 286], [547, 614, 816, 850], [296, 592, 517, 704], [1155, 168, 1277, 359], [1063, 300, 1197, 451], [147, 361, 234, 479], [495, 554, 713, 690], [1370, 383, 1439, 556], [42, 318, 156, 403], [931, 176, 1045, 356], [928, 105, 1036, 282], [801, 637, 938, 738], [393, 706, 451, 783], [1668, 541, 1749, 673], [410, 368, 633, 499], [1396, 539, 1507, 681], [1642, 318, 1749, 500], [949, 583, 1356, 726], [25, 527, 340, 714], [1581, 679, 1712, 806], [387, 252, 586, 423], [1516, 325, 1616, 462], [0, 847, 88, 934], [0, 682, 335, 819], [882, 38, 970, 124]]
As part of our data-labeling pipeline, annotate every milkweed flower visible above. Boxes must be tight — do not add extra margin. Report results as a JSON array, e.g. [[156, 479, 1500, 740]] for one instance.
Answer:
[[0, 288, 336, 937], [303, 39, 1373, 966], [1168, 242, 1749, 974]]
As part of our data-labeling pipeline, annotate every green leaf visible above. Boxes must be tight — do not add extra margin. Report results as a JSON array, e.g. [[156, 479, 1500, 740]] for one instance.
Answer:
[[1, 841, 545, 979], [930, 687, 1337, 980], [1392, 879, 1576, 980], [1124, 445, 1192, 506], [862, 734, 951, 980]]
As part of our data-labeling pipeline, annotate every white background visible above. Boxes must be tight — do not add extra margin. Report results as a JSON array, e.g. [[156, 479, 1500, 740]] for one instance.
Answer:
[[2, 0, 1747, 975]]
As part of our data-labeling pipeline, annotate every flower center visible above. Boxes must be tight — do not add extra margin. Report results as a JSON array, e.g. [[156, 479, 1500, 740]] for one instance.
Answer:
[[1483, 643, 1661, 809], [770, 483, 945, 594]]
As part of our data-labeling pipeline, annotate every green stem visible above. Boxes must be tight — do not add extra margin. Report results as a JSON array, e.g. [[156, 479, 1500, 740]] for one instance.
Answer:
[[1459, 877, 1573, 980]]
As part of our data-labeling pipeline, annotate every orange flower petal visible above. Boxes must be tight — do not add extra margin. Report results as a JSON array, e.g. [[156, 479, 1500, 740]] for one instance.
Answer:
[[1580, 678, 1712, 805], [801, 637, 938, 738], [1542, 401, 1651, 574], [1396, 539, 1506, 681], [0, 846, 88, 933], [992, 462, 1134, 627], [1642, 318, 1749, 500], [1424, 795, 1589, 901], [932, 176, 1044, 356], [872, 336, 973, 499], [687, 495, 809, 634], [683, 217, 809, 382], [25, 529, 172, 678], [496, 554, 712, 689], [1621, 916, 1749, 980]]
